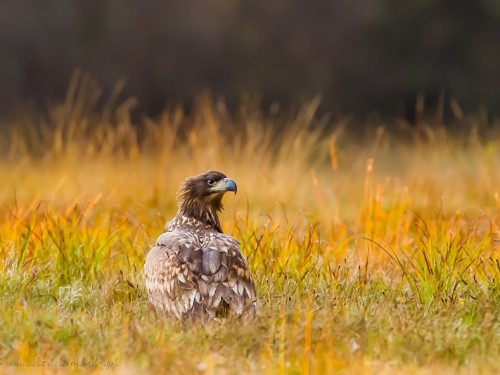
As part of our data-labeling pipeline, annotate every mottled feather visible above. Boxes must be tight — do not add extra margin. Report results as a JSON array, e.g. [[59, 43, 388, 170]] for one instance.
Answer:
[[144, 171, 257, 320]]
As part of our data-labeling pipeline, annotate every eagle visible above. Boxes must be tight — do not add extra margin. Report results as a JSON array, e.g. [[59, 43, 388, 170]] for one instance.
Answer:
[[144, 171, 257, 320]]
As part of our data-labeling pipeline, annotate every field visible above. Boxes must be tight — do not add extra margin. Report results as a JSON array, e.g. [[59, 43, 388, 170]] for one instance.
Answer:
[[1, 78, 500, 374]]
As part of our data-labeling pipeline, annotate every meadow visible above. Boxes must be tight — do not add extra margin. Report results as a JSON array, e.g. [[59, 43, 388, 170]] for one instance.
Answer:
[[1, 76, 500, 374]]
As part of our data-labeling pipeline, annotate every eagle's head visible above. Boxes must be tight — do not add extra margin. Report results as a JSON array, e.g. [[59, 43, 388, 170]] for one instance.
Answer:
[[177, 170, 237, 232]]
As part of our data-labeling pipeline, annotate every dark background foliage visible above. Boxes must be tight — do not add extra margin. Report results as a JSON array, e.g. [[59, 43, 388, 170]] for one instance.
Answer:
[[1, 0, 499, 123]]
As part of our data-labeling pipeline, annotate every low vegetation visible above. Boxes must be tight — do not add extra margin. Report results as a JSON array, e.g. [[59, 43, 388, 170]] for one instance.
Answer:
[[1, 76, 499, 374]]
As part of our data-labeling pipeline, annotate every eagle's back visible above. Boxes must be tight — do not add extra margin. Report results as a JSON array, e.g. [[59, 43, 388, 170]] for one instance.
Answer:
[[144, 214, 257, 320]]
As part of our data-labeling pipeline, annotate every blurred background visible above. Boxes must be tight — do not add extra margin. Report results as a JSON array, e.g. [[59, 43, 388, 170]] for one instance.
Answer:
[[1, 0, 500, 125]]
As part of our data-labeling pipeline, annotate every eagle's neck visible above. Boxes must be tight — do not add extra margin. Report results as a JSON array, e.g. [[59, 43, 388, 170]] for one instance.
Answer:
[[176, 198, 223, 233]]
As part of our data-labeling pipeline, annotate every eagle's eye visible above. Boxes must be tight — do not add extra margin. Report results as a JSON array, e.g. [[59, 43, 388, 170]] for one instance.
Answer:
[[207, 179, 216, 186]]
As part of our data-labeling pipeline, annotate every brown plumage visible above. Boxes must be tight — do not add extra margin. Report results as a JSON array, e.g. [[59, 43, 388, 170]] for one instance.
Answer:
[[144, 171, 257, 320]]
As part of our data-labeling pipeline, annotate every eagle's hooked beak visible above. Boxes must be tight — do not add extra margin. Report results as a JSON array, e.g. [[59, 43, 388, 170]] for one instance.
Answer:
[[211, 178, 237, 194]]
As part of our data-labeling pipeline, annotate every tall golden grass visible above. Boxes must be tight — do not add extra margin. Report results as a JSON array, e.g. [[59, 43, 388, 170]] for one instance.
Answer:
[[1, 73, 499, 374]]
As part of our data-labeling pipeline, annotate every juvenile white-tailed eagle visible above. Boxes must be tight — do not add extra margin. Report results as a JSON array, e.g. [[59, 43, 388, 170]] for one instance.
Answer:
[[144, 171, 257, 320]]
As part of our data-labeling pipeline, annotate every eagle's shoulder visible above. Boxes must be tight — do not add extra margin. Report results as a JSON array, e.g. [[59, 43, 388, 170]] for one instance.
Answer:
[[156, 229, 195, 247]]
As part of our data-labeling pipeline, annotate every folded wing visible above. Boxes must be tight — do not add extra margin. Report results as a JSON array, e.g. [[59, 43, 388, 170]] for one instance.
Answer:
[[144, 230, 257, 320]]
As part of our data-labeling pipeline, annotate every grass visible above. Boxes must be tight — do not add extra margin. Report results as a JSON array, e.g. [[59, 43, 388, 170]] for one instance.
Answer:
[[1, 74, 500, 374]]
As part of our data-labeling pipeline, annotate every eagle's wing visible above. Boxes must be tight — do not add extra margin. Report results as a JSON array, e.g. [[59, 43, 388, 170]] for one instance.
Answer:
[[144, 230, 257, 320]]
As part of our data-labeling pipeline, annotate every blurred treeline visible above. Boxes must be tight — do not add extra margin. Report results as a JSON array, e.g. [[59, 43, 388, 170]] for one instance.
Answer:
[[1, 0, 500, 123]]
